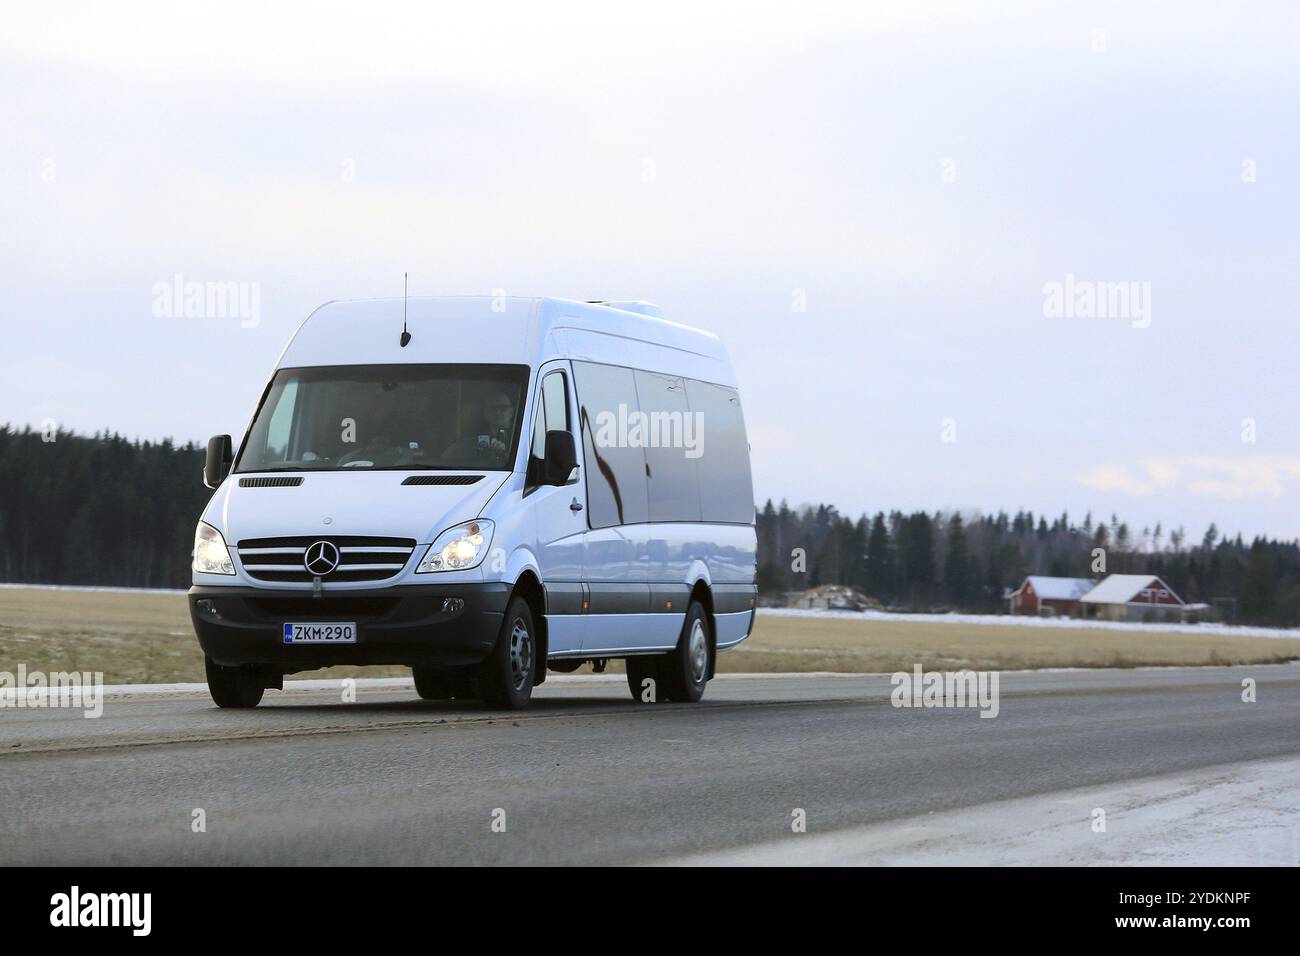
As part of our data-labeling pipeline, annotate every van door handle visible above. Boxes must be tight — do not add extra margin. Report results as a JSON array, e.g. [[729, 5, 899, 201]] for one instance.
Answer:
[[570, 498, 584, 512]]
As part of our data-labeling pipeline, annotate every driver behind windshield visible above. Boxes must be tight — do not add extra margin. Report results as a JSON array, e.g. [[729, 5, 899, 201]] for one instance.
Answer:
[[236, 365, 528, 473], [440, 390, 517, 467]]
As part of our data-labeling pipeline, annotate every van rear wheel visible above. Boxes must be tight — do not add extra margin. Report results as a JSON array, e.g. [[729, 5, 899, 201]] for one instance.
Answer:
[[204, 655, 264, 709], [626, 656, 662, 703], [477, 595, 536, 710], [627, 601, 710, 703], [660, 601, 710, 702]]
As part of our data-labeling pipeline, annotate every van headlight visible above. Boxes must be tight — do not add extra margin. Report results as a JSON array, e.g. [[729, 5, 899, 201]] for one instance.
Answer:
[[417, 520, 494, 572], [193, 522, 235, 575]]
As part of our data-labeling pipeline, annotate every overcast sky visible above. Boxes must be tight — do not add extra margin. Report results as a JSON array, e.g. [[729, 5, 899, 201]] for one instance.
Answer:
[[2, 1, 1297, 543]]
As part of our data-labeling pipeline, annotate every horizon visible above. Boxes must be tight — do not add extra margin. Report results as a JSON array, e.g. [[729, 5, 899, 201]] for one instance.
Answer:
[[3, 421, 1290, 549]]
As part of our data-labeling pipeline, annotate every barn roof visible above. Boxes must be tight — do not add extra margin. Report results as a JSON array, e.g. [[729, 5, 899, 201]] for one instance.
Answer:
[[1020, 576, 1096, 600], [1079, 574, 1183, 605]]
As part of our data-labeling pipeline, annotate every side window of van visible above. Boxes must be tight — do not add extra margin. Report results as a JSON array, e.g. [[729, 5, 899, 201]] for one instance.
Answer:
[[572, 362, 649, 528], [634, 370, 701, 522], [264, 378, 299, 463], [685, 380, 754, 524], [528, 369, 572, 486]]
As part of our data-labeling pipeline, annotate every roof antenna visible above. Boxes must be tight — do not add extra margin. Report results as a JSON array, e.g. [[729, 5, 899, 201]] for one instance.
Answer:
[[399, 272, 412, 347]]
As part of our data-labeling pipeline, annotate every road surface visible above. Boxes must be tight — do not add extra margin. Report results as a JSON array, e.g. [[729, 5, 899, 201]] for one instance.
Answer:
[[1, 666, 1298, 865]]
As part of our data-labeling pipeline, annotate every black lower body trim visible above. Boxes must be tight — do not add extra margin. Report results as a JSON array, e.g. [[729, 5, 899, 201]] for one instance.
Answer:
[[542, 581, 756, 616], [189, 583, 509, 673], [711, 583, 757, 615], [543, 582, 585, 615]]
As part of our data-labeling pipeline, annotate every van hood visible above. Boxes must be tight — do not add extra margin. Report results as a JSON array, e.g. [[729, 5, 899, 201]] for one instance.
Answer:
[[204, 471, 508, 546]]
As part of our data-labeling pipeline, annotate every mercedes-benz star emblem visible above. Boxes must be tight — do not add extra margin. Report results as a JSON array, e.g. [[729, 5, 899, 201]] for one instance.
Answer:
[[304, 540, 340, 576]]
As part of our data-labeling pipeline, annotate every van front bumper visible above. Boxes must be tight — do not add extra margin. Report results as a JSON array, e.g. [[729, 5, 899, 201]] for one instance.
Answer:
[[189, 582, 508, 673]]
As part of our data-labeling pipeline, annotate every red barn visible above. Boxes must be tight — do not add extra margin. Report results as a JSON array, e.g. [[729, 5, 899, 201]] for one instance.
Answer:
[[1079, 574, 1184, 622], [1009, 576, 1096, 617]]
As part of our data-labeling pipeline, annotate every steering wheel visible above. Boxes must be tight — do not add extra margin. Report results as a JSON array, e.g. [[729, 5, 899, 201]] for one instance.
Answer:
[[337, 444, 386, 467]]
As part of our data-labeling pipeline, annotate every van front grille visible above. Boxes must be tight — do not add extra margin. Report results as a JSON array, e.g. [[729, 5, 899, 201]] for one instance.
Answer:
[[236, 535, 417, 583]]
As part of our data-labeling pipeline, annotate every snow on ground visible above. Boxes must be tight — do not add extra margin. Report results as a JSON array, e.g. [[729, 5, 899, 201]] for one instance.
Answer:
[[665, 756, 1300, 866], [761, 607, 1300, 640]]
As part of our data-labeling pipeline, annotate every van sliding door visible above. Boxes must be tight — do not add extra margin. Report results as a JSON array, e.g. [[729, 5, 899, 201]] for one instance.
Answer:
[[571, 362, 659, 653]]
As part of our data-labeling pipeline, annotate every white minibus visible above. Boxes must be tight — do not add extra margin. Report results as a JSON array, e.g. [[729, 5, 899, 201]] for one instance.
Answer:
[[189, 296, 757, 709]]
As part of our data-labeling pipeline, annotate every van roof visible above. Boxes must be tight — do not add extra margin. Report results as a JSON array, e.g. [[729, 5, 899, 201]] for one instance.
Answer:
[[276, 296, 739, 387]]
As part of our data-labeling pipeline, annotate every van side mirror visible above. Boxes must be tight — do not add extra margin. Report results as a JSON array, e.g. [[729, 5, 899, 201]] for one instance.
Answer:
[[544, 430, 578, 486], [205, 434, 233, 489]]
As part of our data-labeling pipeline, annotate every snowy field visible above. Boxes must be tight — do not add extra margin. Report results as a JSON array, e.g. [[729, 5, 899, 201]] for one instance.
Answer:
[[761, 607, 1300, 640]]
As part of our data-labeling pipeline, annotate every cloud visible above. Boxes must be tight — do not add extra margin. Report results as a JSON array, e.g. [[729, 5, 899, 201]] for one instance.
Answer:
[[1078, 457, 1300, 500]]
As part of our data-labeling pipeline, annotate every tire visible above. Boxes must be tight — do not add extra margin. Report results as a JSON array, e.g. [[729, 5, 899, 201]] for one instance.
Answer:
[[658, 601, 711, 703], [477, 595, 537, 709], [626, 656, 662, 703], [413, 666, 475, 701], [204, 655, 265, 709]]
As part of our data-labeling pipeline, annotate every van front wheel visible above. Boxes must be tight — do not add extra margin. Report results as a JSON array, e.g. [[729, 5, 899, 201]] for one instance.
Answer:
[[413, 667, 475, 700], [477, 596, 536, 710], [204, 655, 264, 708]]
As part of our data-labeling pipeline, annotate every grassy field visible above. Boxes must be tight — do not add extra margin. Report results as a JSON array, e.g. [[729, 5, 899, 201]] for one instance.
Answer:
[[721, 614, 1300, 673], [0, 587, 1297, 685]]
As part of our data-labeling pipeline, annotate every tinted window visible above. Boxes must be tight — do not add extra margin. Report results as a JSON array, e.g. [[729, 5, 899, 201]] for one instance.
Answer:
[[528, 369, 573, 487], [543, 371, 570, 435], [237, 364, 529, 472], [635, 370, 701, 522], [264, 378, 298, 460], [530, 370, 570, 460], [573, 362, 648, 528], [685, 380, 754, 524]]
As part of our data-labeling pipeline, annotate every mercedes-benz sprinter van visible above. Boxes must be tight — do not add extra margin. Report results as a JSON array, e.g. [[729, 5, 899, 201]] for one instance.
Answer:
[[189, 296, 756, 709]]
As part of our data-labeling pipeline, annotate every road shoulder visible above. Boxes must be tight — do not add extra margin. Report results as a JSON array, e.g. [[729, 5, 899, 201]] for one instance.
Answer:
[[662, 756, 1300, 866]]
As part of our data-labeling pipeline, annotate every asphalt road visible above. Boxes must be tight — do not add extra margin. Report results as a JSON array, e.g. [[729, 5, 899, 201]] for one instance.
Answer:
[[2, 666, 1298, 865]]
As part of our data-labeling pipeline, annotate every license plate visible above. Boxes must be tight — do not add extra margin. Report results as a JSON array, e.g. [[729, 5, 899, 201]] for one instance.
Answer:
[[283, 622, 357, 644]]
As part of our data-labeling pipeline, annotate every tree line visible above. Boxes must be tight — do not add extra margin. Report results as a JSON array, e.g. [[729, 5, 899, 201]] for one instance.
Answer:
[[0, 426, 209, 588], [757, 500, 1300, 627], [1, 427, 1297, 626]]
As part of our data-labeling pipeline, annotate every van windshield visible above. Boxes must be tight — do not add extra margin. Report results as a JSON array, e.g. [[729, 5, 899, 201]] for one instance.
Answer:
[[236, 364, 530, 472]]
